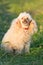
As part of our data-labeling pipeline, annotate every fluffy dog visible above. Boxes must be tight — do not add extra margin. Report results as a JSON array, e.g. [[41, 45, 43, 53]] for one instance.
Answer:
[[1, 12, 38, 54]]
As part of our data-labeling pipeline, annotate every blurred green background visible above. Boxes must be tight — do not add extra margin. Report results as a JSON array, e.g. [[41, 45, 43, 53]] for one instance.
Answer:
[[0, 0, 43, 65]]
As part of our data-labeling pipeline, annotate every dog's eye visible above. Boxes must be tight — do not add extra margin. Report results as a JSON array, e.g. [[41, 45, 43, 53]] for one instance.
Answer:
[[21, 17, 24, 19], [27, 18, 29, 20], [29, 20, 32, 25], [26, 18, 29, 21]]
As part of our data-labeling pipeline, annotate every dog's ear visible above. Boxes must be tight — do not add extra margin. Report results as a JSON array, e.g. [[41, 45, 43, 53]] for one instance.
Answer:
[[16, 19, 22, 28], [29, 20, 37, 34]]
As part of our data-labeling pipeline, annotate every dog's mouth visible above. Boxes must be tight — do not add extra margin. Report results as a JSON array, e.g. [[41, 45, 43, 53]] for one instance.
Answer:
[[22, 19, 32, 30], [22, 17, 32, 25]]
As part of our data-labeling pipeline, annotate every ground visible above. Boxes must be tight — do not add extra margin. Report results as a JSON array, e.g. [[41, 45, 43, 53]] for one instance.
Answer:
[[0, 0, 43, 65]]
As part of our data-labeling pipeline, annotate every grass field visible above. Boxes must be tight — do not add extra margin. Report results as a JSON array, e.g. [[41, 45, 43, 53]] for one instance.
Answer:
[[0, 0, 43, 65]]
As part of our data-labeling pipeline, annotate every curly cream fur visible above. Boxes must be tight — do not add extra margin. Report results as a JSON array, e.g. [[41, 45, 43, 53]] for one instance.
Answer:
[[1, 12, 38, 54]]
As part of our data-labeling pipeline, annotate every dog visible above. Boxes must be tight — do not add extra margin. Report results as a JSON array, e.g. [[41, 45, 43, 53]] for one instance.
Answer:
[[1, 12, 38, 54]]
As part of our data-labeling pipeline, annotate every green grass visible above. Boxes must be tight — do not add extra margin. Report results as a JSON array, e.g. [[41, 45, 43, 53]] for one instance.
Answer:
[[0, 47, 43, 65], [0, 0, 43, 65]]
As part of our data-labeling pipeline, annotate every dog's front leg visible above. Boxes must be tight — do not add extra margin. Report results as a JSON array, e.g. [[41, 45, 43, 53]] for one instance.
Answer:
[[24, 41, 31, 53]]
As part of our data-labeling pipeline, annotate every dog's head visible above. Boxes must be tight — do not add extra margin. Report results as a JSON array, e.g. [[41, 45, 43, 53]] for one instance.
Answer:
[[17, 12, 32, 28], [16, 12, 38, 34]]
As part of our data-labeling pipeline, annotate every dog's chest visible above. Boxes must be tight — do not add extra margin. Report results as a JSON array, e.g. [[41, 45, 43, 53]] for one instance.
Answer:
[[13, 29, 30, 43]]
